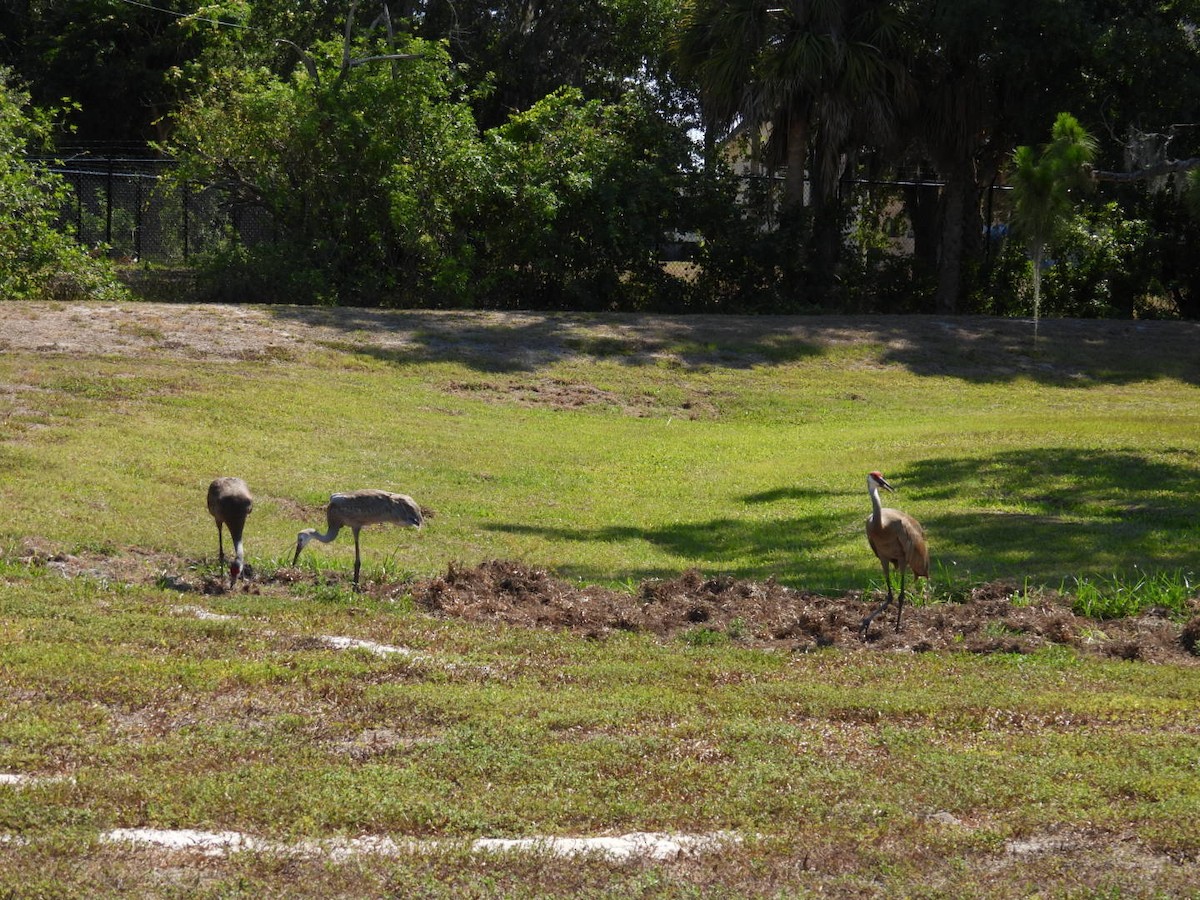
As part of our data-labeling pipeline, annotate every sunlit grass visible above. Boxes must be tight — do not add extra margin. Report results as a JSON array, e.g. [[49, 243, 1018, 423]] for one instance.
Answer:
[[2, 327, 1198, 594], [1, 309, 1199, 895], [1065, 568, 1196, 620]]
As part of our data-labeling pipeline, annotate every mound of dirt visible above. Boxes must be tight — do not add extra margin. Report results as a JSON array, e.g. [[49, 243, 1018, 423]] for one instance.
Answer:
[[409, 560, 1200, 664], [17, 540, 1198, 664]]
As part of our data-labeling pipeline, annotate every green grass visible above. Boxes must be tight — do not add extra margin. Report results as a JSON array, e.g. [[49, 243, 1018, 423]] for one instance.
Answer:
[[3, 319, 1198, 593], [1066, 568, 1196, 619], [1, 307, 1199, 896], [1, 566, 1199, 895]]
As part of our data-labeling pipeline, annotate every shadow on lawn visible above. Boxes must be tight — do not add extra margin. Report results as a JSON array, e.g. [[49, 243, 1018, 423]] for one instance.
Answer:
[[265, 307, 822, 374], [487, 447, 1200, 588], [904, 447, 1200, 580], [873, 316, 1200, 386], [486, 510, 851, 590], [266, 307, 1200, 385]]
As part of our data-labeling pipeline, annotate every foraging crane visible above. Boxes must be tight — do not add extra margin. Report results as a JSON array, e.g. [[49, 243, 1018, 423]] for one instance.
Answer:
[[293, 490, 423, 587], [860, 471, 929, 637], [207, 477, 253, 587]]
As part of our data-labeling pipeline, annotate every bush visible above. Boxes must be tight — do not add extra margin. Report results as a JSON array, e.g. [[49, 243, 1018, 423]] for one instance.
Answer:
[[0, 68, 124, 301], [166, 37, 485, 307], [474, 87, 700, 311], [1039, 202, 1150, 318]]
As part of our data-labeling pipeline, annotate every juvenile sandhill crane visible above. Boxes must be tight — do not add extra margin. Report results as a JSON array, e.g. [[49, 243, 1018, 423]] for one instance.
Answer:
[[860, 471, 929, 637], [207, 477, 253, 587], [293, 490, 423, 588]]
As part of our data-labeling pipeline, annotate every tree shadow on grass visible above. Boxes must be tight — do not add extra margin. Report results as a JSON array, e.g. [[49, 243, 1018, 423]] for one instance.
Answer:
[[903, 447, 1200, 580], [265, 307, 823, 374], [872, 316, 1200, 386], [485, 446, 1199, 589], [485, 512, 853, 590], [266, 307, 1200, 384]]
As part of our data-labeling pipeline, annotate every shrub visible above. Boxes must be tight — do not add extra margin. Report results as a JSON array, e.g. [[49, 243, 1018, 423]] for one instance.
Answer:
[[0, 68, 124, 301]]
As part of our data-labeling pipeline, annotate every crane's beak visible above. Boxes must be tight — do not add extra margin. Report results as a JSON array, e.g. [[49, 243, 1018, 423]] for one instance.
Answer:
[[878, 476, 896, 492]]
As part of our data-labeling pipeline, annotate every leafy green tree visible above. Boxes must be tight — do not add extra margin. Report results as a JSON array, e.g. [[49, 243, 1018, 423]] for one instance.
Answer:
[[900, 0, 1200, 314], [0, 0, 243, 146], [898, 0, 1093, 313], [414, 0, 684, 129], [476, 86, 699, 309], [673, 0, 906, 209], [0, 69, 123, 300], [1010, 112, 1096, 336], [165, 31, 486, 305]]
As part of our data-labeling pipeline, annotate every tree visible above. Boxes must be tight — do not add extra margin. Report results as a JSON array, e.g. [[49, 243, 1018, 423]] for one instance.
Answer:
[[673, 0, 906, 210], [413, 0, 684, 129], [900, 0, 1200, 314], [898, 0, 1090, 313], [1009, 112, 1097, 336], [165, 28, 486, 305], [475, 86, 700, 309], [0, 0, 242, 147], [0, 69, 123, 300]]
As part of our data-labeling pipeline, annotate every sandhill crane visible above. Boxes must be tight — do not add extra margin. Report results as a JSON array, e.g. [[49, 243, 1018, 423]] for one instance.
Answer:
[[860, 471, 929, 637], [293, 490, 423, 587], [207, 477, 253, 587]]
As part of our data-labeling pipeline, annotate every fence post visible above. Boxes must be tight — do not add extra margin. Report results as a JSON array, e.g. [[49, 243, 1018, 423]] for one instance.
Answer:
[[135, 172, 143, 260], [105, 157, 114, 247], [182, 182, 190, 262], [74, 170, 83, 241]]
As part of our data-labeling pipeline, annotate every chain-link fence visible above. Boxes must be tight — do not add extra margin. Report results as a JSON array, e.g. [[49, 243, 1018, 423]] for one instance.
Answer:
[[42, 157, 1009, 277], [43, 157, 275, 263]]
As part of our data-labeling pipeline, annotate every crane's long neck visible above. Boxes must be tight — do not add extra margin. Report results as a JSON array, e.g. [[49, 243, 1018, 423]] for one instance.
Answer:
[[311, 523, 342, 544], [228, 519, 247, 565], [868, 482, 884, 525]]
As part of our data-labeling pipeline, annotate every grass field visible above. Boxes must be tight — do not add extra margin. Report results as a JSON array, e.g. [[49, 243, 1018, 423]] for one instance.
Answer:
[[1, 304, 1199, 897]]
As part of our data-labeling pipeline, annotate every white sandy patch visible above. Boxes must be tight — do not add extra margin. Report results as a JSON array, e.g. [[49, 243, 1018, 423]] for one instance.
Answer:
[[171, 605, 238, 621], [99, 828, 740, 861], [104, 829, 272, 857], [471, 831, 739, 861], [0, 773, 75, 788], [317, 635, 414, 657]]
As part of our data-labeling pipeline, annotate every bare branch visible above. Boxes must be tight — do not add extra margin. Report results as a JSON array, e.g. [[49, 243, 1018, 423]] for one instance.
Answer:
[[274, 40, 320, 84], [347, 53, 424, 68], [1091, 158, 1200, 183]]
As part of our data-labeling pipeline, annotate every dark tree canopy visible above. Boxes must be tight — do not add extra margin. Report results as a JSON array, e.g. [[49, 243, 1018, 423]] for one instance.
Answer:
[[2, 0, 1199, 315]]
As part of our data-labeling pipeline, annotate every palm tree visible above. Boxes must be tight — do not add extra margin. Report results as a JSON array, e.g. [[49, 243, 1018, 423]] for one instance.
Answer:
[[674, 0, 907, 210], [1010, 112, 1097, 339]]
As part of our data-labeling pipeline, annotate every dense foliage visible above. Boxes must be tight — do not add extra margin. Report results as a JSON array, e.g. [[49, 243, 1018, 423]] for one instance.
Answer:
[[1, 0, 1199, 314], [0, 69, 123, 301]]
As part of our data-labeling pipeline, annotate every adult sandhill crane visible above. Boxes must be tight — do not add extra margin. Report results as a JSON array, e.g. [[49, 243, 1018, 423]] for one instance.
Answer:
[[207, 477, 252, 587], [860, 471, 929, 637], [293, 490, 423, 588]]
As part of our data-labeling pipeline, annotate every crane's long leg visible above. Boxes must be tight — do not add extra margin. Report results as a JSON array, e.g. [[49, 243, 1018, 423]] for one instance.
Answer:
[[860, 562, 894, 637], [895, 568, 907, 630], [352, 527, 362, 588], [216, 523, 225, 563]]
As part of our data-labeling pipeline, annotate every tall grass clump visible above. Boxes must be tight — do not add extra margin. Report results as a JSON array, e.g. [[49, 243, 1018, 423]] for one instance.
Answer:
[[1065, 568, 1196, 620]]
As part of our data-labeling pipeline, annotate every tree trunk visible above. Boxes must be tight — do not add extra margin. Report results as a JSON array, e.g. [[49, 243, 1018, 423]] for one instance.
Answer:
[[905, 180, 940, 278], [784, 111, 809, 210], [935, 173, 970, 313]]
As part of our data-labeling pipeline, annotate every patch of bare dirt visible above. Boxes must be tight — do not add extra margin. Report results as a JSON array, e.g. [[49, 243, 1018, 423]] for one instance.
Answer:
[[444, 377, 714, 418], [14, 541, 1199, 663], [408, 560, 1200, 664], [5, 303, 1197, 384]]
